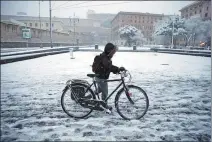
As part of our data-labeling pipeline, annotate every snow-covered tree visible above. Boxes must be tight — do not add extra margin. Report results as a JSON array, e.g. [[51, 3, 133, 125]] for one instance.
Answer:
[[90, 31, 99, 44], [184, 16, 211, 46], [131, 30, 146, 45], [153, 15, 187, 47], [118, 25, 145, 46]]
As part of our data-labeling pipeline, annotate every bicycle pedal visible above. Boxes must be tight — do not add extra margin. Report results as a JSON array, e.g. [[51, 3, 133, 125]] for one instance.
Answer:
[[98, 106, 111, 114], [105, 109, 112, 114]]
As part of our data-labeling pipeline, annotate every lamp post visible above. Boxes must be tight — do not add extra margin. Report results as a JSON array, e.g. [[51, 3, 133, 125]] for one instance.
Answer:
[[49, 0, 53, 48], [70, 13, 79, 46], [171, 14, 175, 49]]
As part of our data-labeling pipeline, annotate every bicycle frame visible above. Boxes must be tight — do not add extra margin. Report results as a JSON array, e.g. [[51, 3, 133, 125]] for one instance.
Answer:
[[84, 76, 129, 102]]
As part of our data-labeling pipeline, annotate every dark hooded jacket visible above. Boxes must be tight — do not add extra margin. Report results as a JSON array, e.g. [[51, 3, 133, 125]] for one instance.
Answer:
[[95, 43, 119, 79]]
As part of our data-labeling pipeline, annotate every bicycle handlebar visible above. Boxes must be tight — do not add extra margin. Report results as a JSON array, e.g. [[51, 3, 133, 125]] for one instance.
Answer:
[[120, 70, 132, 83]]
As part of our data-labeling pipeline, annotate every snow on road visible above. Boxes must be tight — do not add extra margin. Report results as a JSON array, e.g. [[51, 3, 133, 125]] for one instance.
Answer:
[[1, 52, 211, 141], [1, 47, 43, 54]]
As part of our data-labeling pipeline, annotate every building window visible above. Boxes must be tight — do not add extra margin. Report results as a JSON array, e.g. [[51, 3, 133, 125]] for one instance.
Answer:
[[35, 23, 38, 27], [207, 7, 209, 10], [12, 26, 16, 32], [130, 20, 132, 22], [200, 10, 202, 13], [30, 23, 32, 27], [7, 25, 10, 32], [52, 23, 54, 27], [190, 8, 192, 10], [199, 4, 201, 7], [182, 16, 184, 18], [135, 20, 136, 23], [205, 13, 208, 17], [186, 9, 188, 12], [46, 23, 49, 27], [122, 20, 124, 22], [33, 30, 36, 35], [143, 20, 144, 23], [195, 11, 196, 14]]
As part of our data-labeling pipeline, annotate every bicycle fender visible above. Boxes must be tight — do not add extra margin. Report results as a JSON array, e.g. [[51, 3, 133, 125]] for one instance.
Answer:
[[117, 88, 124, 96], [115, 88, 124, 106], [62, 85, 69, 92], [115, 86, 134, 105]]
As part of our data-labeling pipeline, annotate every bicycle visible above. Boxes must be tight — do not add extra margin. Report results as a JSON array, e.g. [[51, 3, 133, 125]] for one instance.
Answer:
[[61, 70, 149, 120]]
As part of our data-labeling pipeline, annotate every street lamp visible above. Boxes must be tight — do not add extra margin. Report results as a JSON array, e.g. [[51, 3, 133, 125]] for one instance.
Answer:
[[171, 14, 175, 49], [49, 0, 53, 48], [70, 13, 79, 46]]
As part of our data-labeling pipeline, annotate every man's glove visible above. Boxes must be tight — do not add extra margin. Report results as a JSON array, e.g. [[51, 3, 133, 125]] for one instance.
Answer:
[[119, 67, 126, 72]]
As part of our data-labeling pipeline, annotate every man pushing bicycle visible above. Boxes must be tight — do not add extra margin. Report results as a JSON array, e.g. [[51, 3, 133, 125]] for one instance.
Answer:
[[92, 43, 126, 113]]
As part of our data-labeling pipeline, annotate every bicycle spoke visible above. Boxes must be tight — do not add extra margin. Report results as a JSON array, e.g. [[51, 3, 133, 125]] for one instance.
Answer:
[[116, 85, 149, 120], [61, 83, 94, 118]]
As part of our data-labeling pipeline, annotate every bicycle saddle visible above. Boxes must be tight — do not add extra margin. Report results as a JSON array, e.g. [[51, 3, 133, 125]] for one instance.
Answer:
[[87, 74, 100, 78]]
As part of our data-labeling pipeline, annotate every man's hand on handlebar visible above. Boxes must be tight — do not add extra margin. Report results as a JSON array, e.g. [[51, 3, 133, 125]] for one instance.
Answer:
[[118, 67, 126, 73]]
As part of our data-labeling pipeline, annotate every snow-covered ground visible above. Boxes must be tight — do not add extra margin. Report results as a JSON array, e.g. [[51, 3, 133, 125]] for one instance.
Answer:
[[1, 47, 70, 56], [1, 52, 211, 141], [99, 46, 151, 51], [0, 46, 92, 55], [1, 47, 44, 53]]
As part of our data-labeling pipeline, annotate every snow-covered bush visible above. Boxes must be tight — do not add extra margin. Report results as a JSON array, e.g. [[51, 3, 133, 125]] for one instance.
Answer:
[[153, 15, 187, 46], [118, 25, 145, 46], [184, 17, 211, 46], [154, 15, 211, 47]]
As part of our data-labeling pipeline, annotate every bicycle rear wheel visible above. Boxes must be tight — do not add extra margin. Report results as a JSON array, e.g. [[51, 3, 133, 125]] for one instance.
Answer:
[[61, 83, 95, 119], [115, 85, 149, 120]]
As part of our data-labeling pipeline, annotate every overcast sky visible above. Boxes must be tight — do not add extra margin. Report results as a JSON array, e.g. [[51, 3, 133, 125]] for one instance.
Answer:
[[1, 1, 194, 18]]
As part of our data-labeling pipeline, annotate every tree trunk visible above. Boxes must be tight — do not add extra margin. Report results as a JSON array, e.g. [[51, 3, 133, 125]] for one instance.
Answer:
[[173, 38, 176, 48], [188, 36, 191, 46], [193, 34, 196, 47], [184, 36, 187, 47]]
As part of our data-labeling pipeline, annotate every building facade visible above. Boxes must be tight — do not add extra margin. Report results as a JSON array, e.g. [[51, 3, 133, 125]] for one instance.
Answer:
[[87, 10, 116, 28], [1, 15, 107, 45], [179, 1, 211, 20], [20, 19, 64, 32], [1, 19, 94, 47], [111, 11, 165, 45], [1, 15, 64, 32]]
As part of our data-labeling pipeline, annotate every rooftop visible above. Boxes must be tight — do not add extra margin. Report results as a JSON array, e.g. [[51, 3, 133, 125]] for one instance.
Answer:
[[1, 19, 25, 26], [179, 1, 201, 11], [1, 15, 102, 26], [1, 15, 63, 23], [111, 11, 165, 22]]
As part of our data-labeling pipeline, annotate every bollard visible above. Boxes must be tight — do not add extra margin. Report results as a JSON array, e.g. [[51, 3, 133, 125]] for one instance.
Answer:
[[70, 48, 75, 59], [133, 45, 136, 50], [95, 44, 98, 50]]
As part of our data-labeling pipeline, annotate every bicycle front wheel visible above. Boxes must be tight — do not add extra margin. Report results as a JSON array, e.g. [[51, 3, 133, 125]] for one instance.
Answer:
[[115, 85, 149, 120]]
